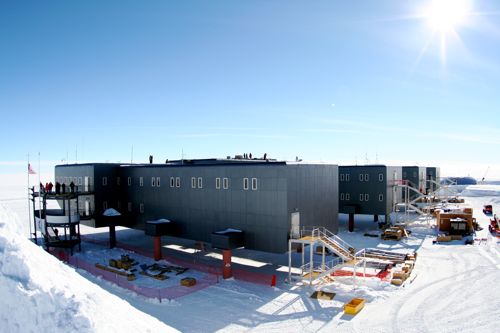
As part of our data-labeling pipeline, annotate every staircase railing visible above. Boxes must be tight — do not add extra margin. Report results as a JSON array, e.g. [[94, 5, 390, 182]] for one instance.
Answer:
[[299, 257, 344, 284], [313, 227, 355, 258]]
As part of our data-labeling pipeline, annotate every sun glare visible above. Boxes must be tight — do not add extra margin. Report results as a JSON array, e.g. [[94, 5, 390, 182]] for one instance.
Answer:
[[426, 0, 469, 32]]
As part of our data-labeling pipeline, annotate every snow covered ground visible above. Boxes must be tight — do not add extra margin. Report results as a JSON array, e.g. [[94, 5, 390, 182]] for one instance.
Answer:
[[1, 180, 499, 332]]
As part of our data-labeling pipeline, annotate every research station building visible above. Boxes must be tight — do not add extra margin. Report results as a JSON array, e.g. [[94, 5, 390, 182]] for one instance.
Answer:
[[338, 165, 402, 231], [54, 159, 339, 253]]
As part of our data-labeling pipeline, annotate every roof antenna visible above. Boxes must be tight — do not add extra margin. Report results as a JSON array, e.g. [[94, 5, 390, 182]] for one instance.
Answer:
[[131, 145, 134, 164]]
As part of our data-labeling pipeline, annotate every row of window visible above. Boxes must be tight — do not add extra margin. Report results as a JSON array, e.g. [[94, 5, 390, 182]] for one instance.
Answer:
[[56, 176, 86, 186], [102, 176, 258, 190], [340, 193, 384, 202], [339, 173, 384, 182]]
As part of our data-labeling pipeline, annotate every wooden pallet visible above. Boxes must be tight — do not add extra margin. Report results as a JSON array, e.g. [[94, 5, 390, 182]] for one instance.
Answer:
[[95, 263, 136, 281]]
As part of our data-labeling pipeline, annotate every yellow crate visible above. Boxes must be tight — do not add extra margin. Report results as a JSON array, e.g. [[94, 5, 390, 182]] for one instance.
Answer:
[[344, 298, 365, 315]]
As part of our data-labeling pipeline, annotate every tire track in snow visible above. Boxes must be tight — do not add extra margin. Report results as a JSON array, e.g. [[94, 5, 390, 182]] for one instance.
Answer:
[[392, 247, 498, 333]]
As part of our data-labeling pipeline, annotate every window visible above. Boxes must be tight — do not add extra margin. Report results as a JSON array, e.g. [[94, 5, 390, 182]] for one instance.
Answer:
[[379, 173, 384, 182], [156, 177, 160, 187], [340, 193, 345, 200], [364, 174, 369, 181], [365, 193, 369, 201], [170, 177, 175, 188], [117, 177, 121, 186], [78, 177, 82, 186], [216, 178, 221, 189], [223, 177, 229, 189], [359, 194, 364, 201], [346, 193, 350, 200], [176, 177, 180, 187], [340, 174, 345, 181], [197, 177, 203, 189], [64, 177, 68, 184], [139, 203, 144, 214], [139, 177, 143, 187], [128, 202, 132, 212], [103, 201, 108, 210], [73, 177, 77, 184], [252, 178, 257, 190], [359, 174, 363, 181], [379, 194, 384, 202], [151, 177, 156, 187], [102, 177, 107, 186], [191, 177, 196, 189], [243, 178, 249, 190], [128, 177, 132, 186], [346, 174, 350, 181]]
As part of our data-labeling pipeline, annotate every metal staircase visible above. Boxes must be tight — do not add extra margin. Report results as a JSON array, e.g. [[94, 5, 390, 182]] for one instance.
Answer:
[[394, 181, 428, 216], [315, 227, 355, 261], [288, 227, 365, 285]]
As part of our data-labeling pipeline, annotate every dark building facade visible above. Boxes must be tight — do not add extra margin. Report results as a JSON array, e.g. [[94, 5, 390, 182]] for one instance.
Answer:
[[338, 165, 402, 230], [55, 159, 338, 253], [402, 166, 426, 200], [425, 167, 441, 192]]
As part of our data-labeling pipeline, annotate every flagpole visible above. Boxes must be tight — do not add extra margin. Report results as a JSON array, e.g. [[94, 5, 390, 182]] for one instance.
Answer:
[[27, 154, 32, 239], [38, 152, 42, 223]]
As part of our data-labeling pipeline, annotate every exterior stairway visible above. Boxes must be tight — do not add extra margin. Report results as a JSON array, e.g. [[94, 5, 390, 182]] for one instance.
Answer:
[[289, 227, 362, 285], [395, 181, 427, 215]]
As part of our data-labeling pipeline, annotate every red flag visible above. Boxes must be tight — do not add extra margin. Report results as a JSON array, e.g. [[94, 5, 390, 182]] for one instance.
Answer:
[[28, 163, 36, 175]]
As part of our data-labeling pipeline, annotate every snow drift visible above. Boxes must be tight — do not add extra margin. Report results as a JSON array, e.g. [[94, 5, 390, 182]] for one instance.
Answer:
[[460, 185, 500, 197], [0, 203, 178, 333]]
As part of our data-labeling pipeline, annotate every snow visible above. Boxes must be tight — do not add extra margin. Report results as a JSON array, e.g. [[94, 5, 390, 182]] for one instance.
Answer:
[[103, 208, 121, 217], [461, 184, 500, 197], [1, 180, 500, 332], [0, 202, 178, 333], [214, 228, 243, 234], [147, 218, 171, 224]]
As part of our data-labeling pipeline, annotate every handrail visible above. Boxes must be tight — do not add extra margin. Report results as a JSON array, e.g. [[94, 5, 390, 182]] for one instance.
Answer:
[[298, 226, 356, 260], [315, 227, 354, 253], [299, 258, 343, 275]]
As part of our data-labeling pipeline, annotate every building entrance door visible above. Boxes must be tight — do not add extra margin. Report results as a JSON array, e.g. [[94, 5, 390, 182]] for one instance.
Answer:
[[291, 212, 300, 239]]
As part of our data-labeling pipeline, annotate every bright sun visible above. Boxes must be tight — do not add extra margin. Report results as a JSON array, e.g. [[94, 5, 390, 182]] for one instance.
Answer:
[[426, 0, 470, 32]]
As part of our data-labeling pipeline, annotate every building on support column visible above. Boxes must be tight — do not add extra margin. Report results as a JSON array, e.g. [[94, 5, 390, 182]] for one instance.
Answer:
[[54, 158, 339, 253], [338, 165, 402, 231]]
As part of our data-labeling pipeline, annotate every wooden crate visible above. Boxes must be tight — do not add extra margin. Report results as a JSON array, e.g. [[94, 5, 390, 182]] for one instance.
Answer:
[[180, 277, 197, 287], [437, 235, 452, 242], [310, 291, 336, 300], [391, 278, 403, 286], [393, 271, 408, 280], [437, 212, 473, 232]]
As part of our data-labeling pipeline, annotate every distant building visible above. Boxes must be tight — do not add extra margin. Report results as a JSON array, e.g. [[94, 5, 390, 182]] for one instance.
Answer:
[[339, 165, 402, 231], [55, 159, 339, 253], [425, 167, 441, 192], [402, 166, 426, 200]]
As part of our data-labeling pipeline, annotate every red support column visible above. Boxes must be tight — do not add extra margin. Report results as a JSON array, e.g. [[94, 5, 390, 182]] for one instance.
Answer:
[[271, 274, 277, 287], [348, 213, 355, 232], [222, 249, 232, 279], [153, 236, 162, 261]]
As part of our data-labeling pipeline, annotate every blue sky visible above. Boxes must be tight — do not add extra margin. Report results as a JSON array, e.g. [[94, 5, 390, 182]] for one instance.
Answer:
[[1, 0, 500, 179]]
